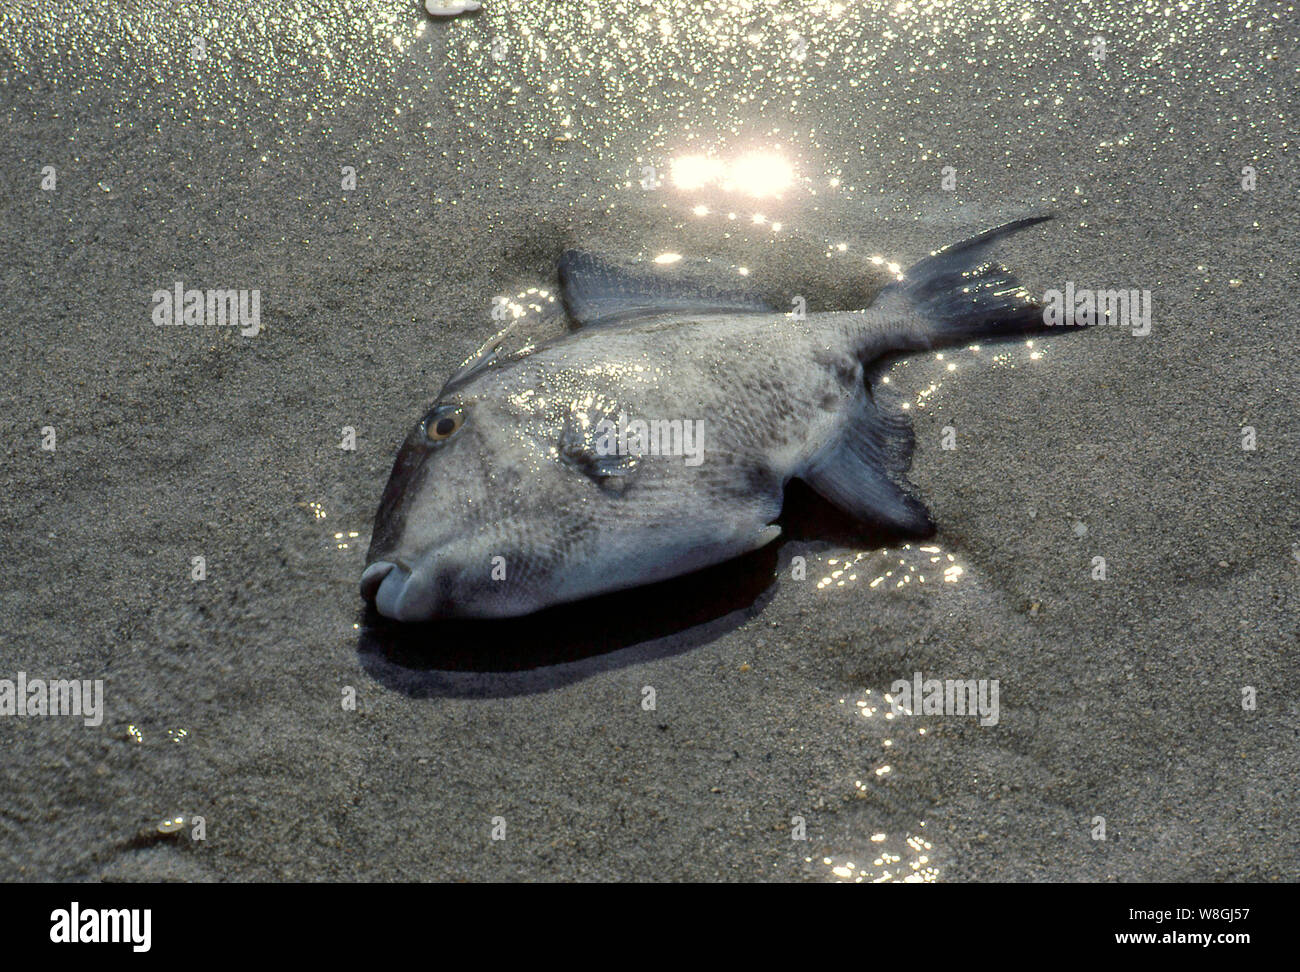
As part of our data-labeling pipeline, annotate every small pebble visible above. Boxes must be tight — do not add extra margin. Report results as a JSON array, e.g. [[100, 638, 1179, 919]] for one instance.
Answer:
[[426, 0, 481, 15], [157, 815, 186, 834]]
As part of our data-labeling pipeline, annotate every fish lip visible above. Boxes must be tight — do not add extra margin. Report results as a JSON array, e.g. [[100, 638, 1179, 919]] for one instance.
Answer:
[[369, 561, 440, 621], [359, 561, 396, 601], [372, 564, 415, 619]]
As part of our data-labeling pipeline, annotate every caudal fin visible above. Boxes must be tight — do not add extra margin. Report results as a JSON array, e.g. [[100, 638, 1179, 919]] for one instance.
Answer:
[[799, 216, 1081, 537], [880, 214, 1081, 347]]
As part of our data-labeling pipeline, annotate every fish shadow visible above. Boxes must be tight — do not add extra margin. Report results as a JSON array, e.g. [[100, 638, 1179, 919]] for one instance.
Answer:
[[356, 480, 908, 698]]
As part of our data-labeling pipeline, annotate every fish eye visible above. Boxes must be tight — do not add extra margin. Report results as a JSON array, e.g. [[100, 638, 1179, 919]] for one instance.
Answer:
[[425, 407, 465, 443]]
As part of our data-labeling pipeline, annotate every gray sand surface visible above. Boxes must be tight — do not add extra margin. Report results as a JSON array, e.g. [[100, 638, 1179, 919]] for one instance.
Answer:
[[1, 2, 1296, 880]]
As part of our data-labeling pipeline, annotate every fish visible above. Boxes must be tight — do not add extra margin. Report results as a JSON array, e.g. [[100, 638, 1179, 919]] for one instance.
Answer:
[[361, 216, 1080, 620]]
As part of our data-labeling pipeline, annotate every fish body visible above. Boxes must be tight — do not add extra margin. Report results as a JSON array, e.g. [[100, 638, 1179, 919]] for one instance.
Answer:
[[362, 217, 1078, 620]]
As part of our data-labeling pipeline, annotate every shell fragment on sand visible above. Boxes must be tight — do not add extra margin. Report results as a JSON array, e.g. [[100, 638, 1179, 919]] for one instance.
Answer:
[[425, 0, 481, 16]]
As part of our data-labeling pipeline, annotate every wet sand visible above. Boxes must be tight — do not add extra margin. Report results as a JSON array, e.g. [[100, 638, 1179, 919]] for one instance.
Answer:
[[0, 2, 1296, 881]]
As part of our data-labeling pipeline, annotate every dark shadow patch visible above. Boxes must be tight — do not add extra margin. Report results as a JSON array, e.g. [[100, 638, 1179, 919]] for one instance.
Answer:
[[357, 542, 781, 698], [778, 478, 924, 546]]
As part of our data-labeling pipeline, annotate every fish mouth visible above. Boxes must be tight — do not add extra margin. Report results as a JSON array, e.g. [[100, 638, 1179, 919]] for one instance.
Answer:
[[360, 560, 428, 621], [360, 560, 396, 599]]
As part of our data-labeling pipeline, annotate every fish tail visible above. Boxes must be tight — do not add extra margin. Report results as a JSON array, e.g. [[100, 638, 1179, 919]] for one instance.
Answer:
[[799, 217, 1082, 537], [877, 214, 1085, 348]]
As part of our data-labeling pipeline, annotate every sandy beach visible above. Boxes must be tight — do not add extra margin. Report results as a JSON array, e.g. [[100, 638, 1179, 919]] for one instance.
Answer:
[[0, 1, 1296, 881]]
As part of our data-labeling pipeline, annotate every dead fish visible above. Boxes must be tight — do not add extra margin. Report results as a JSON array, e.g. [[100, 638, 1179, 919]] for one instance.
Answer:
[[361, 216, 1080, 620]]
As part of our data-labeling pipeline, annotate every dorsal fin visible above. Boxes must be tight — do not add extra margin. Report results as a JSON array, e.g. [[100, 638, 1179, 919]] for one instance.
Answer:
[[559, 250, 775, 327]]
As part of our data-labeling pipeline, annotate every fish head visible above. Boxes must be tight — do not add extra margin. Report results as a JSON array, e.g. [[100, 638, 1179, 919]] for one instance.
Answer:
[[360, 392, 585, 620]]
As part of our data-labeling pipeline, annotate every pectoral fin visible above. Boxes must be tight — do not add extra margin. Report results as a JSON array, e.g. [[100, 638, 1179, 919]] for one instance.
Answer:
[[557, 397, 640, 492]]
